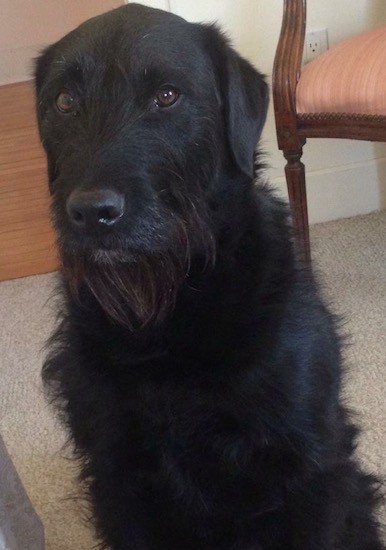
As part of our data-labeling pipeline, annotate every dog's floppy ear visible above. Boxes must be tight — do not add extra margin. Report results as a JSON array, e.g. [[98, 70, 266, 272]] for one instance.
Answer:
[[226, 53, 269, 177], [34, 47, 59, 187], [203, 25, 269, 178], [34, 49, 50, 95], [34, 44, 56, 102]]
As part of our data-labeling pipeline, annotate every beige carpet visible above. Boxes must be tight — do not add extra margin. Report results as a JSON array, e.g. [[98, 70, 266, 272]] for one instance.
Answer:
[[0, 210, 385, 549]]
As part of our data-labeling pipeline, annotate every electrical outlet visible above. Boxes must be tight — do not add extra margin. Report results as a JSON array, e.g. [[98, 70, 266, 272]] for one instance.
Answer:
[[304, 29, 328, 63]]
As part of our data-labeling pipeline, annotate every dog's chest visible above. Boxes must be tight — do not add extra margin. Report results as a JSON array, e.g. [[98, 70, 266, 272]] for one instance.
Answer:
[[88, 359, 286, 523]]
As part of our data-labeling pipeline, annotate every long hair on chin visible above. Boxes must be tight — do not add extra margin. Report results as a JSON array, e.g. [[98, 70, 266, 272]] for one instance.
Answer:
[[60, 216, 216, 330], [61, 250, 186, 329]]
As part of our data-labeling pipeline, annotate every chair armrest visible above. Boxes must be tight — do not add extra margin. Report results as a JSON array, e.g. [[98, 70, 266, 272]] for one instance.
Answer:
[[273, 0, 307, 150]]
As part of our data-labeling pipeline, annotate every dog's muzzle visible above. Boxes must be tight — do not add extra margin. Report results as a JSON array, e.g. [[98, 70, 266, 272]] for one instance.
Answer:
[[66, 188, 125, 229]]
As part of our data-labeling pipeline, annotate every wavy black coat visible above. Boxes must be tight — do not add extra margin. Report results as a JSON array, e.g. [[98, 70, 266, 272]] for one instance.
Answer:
[[35, 4, 383, 549]]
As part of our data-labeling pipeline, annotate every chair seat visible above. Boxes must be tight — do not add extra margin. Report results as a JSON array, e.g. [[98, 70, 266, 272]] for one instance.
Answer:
[[296, 25, 386, 116]]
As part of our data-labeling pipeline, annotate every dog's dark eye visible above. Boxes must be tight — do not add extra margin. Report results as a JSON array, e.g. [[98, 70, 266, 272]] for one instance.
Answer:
[[55, 91, 76, 113], [154, 87, 179, 108]]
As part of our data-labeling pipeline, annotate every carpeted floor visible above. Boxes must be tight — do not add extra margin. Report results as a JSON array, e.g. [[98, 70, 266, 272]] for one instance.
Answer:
[[0, 210, 385, 549]]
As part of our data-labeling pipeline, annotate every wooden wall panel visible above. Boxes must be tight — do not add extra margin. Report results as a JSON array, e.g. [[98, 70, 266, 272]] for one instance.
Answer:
[[0, 81, 57, 281]]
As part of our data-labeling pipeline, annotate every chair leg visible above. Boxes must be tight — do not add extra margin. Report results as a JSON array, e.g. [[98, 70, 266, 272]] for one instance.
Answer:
[[283, 149, 311, 263]]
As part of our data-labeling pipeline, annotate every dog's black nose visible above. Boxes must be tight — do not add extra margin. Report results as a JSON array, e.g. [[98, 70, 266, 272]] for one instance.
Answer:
[[66, 189, 125, 228]]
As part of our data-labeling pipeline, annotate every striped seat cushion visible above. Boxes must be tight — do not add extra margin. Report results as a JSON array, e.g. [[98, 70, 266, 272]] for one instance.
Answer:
[[296, 25, 386, 115]]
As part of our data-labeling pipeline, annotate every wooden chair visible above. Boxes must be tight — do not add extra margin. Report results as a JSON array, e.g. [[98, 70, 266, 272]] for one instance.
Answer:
[[272, 0, 386, 262]]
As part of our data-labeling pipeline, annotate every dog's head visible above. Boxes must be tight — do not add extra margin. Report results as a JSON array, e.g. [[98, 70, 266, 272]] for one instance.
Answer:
[[35, 3, 268, 327]]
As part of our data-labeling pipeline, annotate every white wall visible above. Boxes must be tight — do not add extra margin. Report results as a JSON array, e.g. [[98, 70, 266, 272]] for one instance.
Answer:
[[2, 0, 386, 222]]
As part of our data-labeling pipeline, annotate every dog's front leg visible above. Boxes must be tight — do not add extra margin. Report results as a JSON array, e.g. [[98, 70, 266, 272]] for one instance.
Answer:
[[42, 347, 152, 550], [89, 487, 151, 550]]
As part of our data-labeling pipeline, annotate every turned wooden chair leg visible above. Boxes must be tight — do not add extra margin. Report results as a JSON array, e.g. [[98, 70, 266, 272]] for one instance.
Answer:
[[283, 149, 311, 263]]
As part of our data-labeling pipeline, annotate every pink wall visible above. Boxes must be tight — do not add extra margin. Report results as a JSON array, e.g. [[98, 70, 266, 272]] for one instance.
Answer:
[[0, 0, 123, 83], [1, 0, 123, 50]]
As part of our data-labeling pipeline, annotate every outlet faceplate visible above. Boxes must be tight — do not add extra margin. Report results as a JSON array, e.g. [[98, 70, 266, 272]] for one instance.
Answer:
[[304, 29, 328, 63]]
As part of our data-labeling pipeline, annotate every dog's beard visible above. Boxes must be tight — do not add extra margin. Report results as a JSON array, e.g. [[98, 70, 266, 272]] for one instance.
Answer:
[[61, 250, 188, 329], [60, 215, 216, 329]]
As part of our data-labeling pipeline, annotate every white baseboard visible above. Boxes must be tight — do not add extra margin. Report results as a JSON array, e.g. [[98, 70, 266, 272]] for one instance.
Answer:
[[271, 157, 386, 224]]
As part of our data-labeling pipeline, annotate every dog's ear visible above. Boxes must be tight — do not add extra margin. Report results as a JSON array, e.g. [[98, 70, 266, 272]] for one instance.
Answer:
[[35, 54, 47, 95], [34, 47, 59, 187], [202, 25, 269, 178], [34, 45, 54, 98], [225, 53, 269, 177]]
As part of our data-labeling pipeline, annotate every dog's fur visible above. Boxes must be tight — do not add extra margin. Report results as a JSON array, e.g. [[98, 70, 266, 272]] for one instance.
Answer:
[[35, 4, 383, 549]]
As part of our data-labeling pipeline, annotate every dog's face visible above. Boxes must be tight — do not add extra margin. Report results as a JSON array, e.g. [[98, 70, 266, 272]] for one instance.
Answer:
[[35, 4, 268, 326]]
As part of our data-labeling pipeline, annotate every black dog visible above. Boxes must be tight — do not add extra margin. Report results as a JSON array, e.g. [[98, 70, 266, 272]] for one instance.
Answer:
[[35, 4, 383, 549]]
